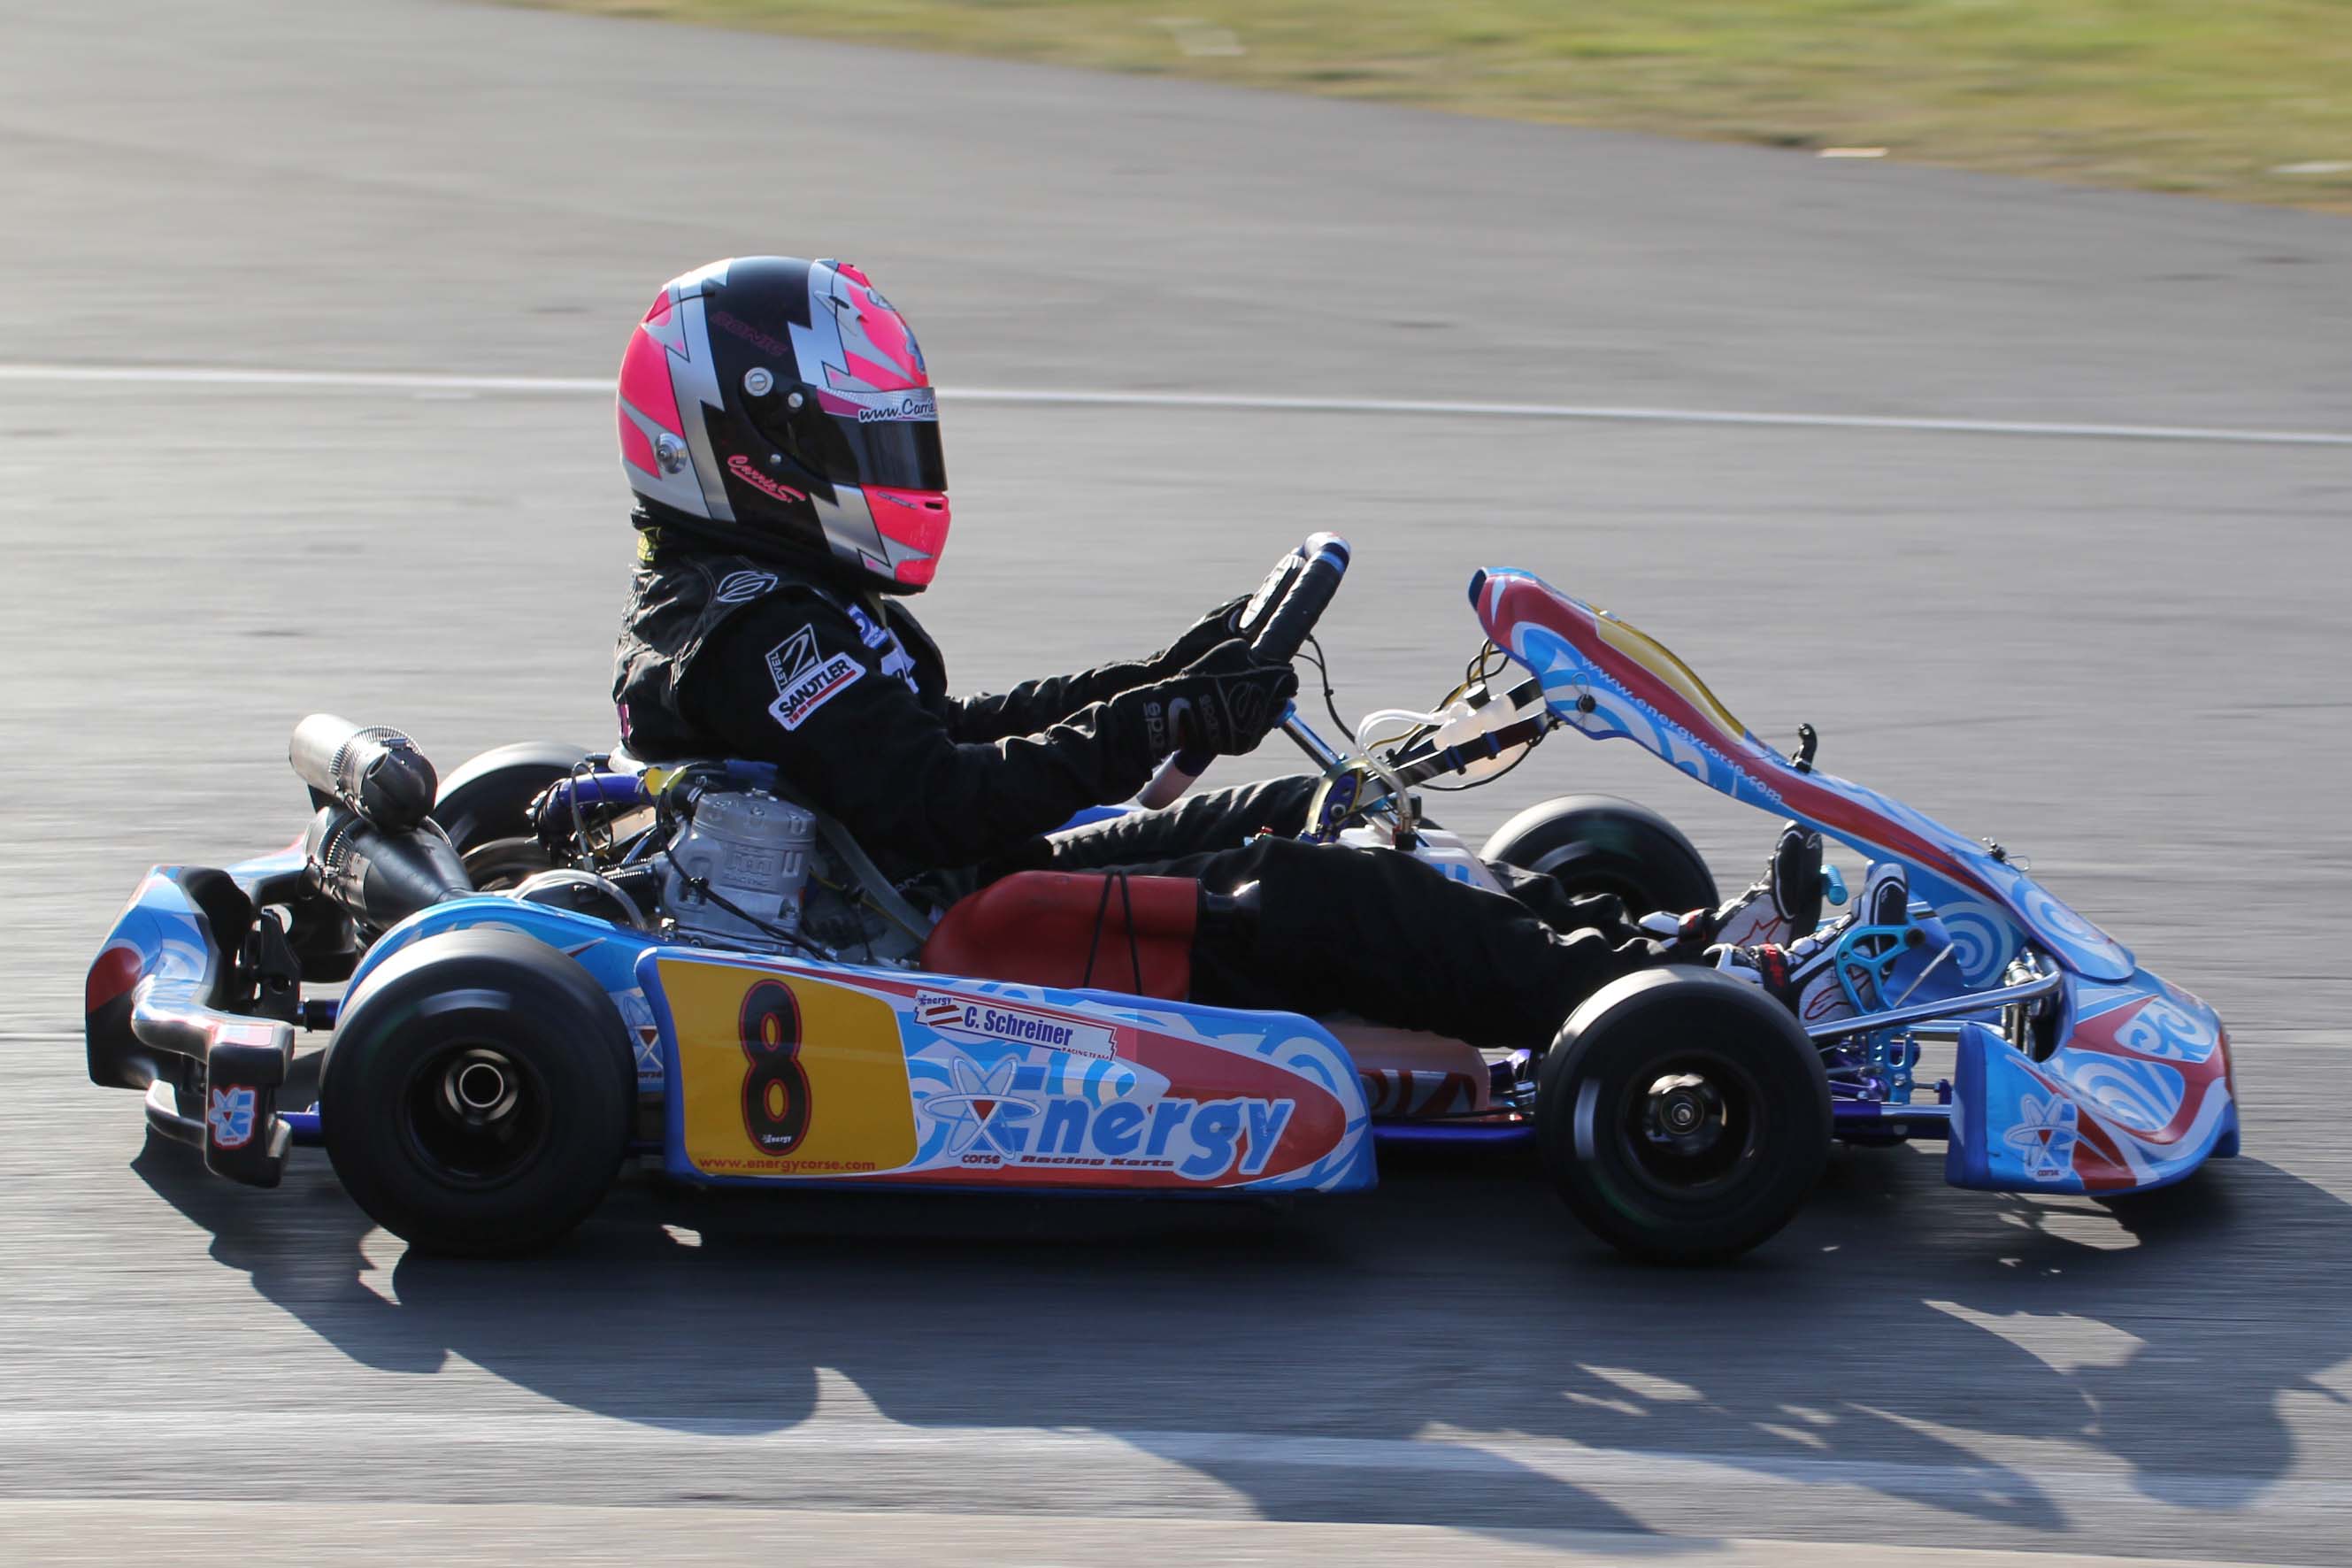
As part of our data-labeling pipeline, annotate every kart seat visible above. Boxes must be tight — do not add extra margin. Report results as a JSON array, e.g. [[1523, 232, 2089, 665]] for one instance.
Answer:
[[922, 872, 1197, 1002], [611, 750, 1194, 1000]]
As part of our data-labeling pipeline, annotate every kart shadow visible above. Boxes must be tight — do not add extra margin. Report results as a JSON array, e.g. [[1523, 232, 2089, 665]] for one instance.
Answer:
[[133, 1137, 2352, 1541]]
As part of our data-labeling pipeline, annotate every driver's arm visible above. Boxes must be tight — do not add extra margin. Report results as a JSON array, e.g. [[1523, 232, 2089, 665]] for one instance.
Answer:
[[946, 662, 1156, 746], [942, 596, 1248, 746], [683, 595, 1167, 873]]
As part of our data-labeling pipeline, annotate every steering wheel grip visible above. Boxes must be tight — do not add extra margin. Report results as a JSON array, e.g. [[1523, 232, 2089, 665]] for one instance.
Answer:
[[1245, 532, 1350, 665], [1137, 534, 1350, 810]]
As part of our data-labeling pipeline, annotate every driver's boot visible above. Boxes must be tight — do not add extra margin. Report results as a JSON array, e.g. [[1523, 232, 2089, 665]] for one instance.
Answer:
[[1644, 821, 1825, 951], [1708, 861, 1913, 1028], [1712, 821, 1827, 948]]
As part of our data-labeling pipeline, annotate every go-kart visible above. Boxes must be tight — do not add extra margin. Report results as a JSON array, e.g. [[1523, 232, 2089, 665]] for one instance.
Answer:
[[85, 535, 2239, 1263]]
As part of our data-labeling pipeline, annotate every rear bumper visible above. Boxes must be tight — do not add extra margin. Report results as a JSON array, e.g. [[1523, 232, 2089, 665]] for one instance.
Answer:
[[87, 865, 300, 1188]]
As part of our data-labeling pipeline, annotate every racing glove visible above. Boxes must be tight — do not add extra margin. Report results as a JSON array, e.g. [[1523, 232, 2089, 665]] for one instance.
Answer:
[[1126, 639, 1298, 758], [1146, 594, 1251, 680]]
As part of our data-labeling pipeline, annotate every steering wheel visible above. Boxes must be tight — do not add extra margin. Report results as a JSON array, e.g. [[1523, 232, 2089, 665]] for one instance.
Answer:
[[1136, 533, 1350, 809]]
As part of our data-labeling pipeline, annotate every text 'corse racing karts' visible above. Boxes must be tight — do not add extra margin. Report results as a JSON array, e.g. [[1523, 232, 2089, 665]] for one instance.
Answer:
[[87, 535, 2240, 1262]]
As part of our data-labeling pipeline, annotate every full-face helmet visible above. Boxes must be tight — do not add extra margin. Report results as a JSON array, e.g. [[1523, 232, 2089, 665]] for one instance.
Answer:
[[617, 256, 949, 590]]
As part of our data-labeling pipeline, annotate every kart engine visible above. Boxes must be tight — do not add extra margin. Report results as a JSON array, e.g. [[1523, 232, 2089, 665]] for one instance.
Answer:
[[658, 788, 816, 949]]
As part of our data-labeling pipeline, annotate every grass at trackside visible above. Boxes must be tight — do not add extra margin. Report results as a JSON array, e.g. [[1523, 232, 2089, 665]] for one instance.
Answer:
[[519, 1, 2352, 212]]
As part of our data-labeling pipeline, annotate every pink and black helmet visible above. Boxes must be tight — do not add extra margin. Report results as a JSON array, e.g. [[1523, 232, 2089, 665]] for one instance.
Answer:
[[617, 257, 949, 591]]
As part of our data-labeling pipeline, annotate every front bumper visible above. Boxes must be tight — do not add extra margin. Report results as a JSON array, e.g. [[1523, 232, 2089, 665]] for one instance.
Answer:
[[1942, 965, 2239, 1195]]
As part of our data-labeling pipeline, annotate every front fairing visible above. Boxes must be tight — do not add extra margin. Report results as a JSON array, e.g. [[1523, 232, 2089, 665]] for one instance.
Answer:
[[1471, 566, 2134, 985], [1946, 967, 2237, 1193]]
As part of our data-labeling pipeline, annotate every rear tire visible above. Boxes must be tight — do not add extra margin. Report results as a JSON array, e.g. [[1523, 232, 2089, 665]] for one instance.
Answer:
[[430, 742, 589, 891], [457, 836, 556, 892], [319, 927, 634, 1257], [1537, 970, 1830, 1264], [1482, 795, 1718, 919]]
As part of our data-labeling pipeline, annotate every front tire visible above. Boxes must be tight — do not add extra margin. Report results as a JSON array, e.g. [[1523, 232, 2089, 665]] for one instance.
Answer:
[[1482, 795, 1718, 919], [1537, 970, 1830, 1264], [319, 927, 634, 1257]]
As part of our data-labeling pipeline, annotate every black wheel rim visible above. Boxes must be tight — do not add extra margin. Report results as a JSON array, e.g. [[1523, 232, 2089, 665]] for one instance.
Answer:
[[461, 837, 554, 893], [1615, 1049, 1767, 1202], [399, 1039, 551, 1189]]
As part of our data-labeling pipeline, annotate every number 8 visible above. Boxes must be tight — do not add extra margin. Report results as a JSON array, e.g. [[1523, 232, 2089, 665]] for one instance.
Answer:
[[739, 980, 811, 1155]]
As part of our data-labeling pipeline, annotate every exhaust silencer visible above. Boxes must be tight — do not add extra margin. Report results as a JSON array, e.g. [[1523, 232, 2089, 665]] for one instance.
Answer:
[[305, 806, 473, 931], [290, 714, 437, 833]]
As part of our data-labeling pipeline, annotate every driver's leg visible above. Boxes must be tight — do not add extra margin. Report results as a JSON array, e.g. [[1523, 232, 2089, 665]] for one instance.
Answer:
[[1485, 860, 1649, 936], [1045, 776, 1317, 869], [1054, 780, 1702, 957], [1110, 835, 1673, 1050]]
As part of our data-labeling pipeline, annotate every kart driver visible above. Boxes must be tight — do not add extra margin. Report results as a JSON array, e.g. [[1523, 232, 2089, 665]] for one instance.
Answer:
[[611, 257, 1884, 1048]]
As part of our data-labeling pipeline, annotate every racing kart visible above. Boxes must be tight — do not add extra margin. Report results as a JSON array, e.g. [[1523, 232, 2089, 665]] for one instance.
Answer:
[[86, 535, 2240, 1263]]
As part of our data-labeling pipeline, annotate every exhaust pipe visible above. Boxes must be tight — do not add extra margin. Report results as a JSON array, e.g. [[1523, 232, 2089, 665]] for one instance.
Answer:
[[304, 806, 473, 931], [289, 714, 437, 833]]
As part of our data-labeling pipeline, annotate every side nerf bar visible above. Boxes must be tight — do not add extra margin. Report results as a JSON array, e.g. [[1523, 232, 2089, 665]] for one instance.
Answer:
[[87, 866, 296, 1188]]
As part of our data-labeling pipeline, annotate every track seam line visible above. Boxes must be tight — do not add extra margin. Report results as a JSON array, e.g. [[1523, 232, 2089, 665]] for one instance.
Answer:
[[0, 1500, 2283, 1568], [0, 1408, 2337, 1512], [3, 363, 2348, 447]]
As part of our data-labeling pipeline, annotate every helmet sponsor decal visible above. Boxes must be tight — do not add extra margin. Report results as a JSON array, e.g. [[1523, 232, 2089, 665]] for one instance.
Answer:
[[765, 626, 865, 731], [856, 389, 938, 425], [709, 307, 795, 358], [726, 454, 807, 505]]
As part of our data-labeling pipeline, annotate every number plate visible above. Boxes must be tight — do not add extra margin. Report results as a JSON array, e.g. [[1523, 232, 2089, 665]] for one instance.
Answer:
[[659, 958, 919, 1179]]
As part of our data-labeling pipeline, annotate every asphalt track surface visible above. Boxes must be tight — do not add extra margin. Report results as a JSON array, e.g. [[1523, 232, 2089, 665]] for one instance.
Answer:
[[4, 1, 2352, 1562]]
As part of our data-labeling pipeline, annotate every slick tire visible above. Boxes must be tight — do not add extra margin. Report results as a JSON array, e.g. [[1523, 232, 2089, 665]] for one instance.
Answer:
[[430, 742, 590, 889], [319, 927, 634, 1257], [1482, 795, 1718, 919], [1538, 970, 1830, 1264]]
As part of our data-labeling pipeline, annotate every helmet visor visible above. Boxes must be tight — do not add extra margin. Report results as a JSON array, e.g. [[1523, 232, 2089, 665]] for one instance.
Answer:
[[754, 385, 946, 495], [831, 405, 947, 492]]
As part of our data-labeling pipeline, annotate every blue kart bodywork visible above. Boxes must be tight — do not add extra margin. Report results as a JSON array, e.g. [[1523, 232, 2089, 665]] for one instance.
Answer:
[[91, 848, 1381, 1199]]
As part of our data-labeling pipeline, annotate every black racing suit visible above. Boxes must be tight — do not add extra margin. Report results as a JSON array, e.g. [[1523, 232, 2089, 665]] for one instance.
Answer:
[[613, 543, 1665, 1048]]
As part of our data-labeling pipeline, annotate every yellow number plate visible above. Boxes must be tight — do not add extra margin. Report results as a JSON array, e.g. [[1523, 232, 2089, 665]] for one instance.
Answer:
[[661, 958, 918, 1178]]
